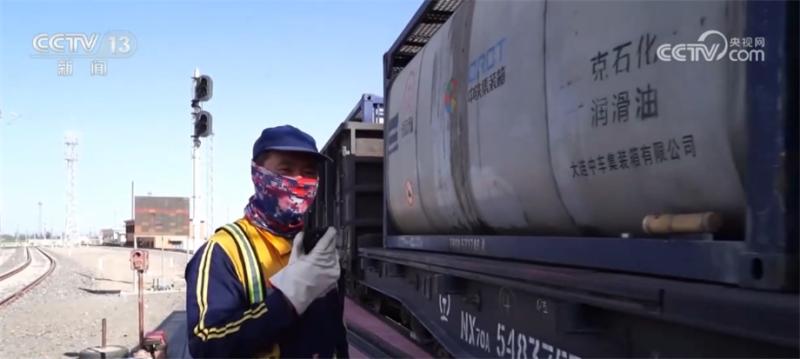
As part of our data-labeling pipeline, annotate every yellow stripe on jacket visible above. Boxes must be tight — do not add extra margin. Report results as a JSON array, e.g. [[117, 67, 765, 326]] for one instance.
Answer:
[[191, 218, 292, 341]]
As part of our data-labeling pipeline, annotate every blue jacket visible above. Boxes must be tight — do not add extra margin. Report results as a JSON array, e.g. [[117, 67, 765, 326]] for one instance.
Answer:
[[185, 219, 349, 358]]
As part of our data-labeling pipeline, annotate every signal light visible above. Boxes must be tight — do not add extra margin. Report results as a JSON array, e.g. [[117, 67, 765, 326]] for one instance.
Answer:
[[193, 110, 212, 138], [193, 75, 213, 103]]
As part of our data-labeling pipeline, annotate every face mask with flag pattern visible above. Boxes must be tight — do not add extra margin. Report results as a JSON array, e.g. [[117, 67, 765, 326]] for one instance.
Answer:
[[244, 162, 318, 238]]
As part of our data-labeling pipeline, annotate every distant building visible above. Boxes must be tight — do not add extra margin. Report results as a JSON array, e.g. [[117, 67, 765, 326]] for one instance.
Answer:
[[101, 228, 115, 244], [126, 196, 190, 250]]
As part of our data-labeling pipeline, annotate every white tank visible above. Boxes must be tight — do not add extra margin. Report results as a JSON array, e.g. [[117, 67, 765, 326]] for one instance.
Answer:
[[545, 1, 747, 235], [386, 34, 435, 234], [386, 0, 748, 236]]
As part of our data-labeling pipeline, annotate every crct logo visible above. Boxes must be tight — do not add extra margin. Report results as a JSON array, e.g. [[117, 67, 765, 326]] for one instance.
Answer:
[[657, 30, 765, 62]]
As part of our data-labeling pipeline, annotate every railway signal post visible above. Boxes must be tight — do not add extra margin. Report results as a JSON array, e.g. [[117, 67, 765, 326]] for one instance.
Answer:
[[190, 68, 213, 258]]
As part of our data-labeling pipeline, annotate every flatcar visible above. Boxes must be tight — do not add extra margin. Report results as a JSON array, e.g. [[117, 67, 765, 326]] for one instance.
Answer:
[[307, 1, 798, 357]]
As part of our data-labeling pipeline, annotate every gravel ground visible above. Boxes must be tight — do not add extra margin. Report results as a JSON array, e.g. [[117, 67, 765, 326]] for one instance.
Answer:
[[0, 247, 26, 274], [46, 246, 189, 293], [0, 248, 186, 359]]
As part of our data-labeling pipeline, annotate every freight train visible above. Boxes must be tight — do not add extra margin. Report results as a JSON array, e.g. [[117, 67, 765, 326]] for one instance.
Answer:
[[307, 0, 798, 357]]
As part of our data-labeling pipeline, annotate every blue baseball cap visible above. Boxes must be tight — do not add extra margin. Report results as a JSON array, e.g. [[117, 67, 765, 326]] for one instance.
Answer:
[[252, 125, 331, 162]]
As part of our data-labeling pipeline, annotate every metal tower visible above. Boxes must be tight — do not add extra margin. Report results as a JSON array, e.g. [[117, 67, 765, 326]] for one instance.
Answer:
[[64, 132, 79, 242]]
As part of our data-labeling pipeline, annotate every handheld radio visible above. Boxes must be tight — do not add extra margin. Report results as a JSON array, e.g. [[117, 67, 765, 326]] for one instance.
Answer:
[[302, 209, 328, 254], [303, 227, 328, 254]]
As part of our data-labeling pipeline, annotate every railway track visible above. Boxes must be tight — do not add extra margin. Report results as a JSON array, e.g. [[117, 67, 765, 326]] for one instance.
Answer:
[[0, 247, 31, 281], [0, 247, 57, 307]]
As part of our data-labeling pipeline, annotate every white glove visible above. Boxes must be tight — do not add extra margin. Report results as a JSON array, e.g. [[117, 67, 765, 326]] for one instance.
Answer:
[[269, 227, 341, 315]]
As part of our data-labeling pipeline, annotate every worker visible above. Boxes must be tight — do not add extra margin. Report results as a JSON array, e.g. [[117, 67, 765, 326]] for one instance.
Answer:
[[185, 125, 348, 358]]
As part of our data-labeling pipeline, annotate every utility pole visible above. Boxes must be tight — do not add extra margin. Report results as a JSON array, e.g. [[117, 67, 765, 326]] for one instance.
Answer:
[[207, 134, 214, 236], [0, 110, 3, 238], [131, 181, 137, 294], [132, 181, 137, 250], [192, 138, 199, 256], [37, 201, 42, 239]]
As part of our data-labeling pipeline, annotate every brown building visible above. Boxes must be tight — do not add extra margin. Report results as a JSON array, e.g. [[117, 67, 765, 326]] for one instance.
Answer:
[[125, 196, 190, 250]]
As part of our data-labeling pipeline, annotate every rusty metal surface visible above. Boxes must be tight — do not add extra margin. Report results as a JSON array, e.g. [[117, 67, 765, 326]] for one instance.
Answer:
[[138, 271, 145, 347]]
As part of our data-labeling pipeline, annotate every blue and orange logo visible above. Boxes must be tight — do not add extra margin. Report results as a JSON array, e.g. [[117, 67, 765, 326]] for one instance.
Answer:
[[443, 78, 457, 114]]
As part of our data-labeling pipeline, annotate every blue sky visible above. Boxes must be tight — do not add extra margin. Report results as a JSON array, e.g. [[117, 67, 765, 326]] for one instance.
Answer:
[[0, 0, 422, 235]]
